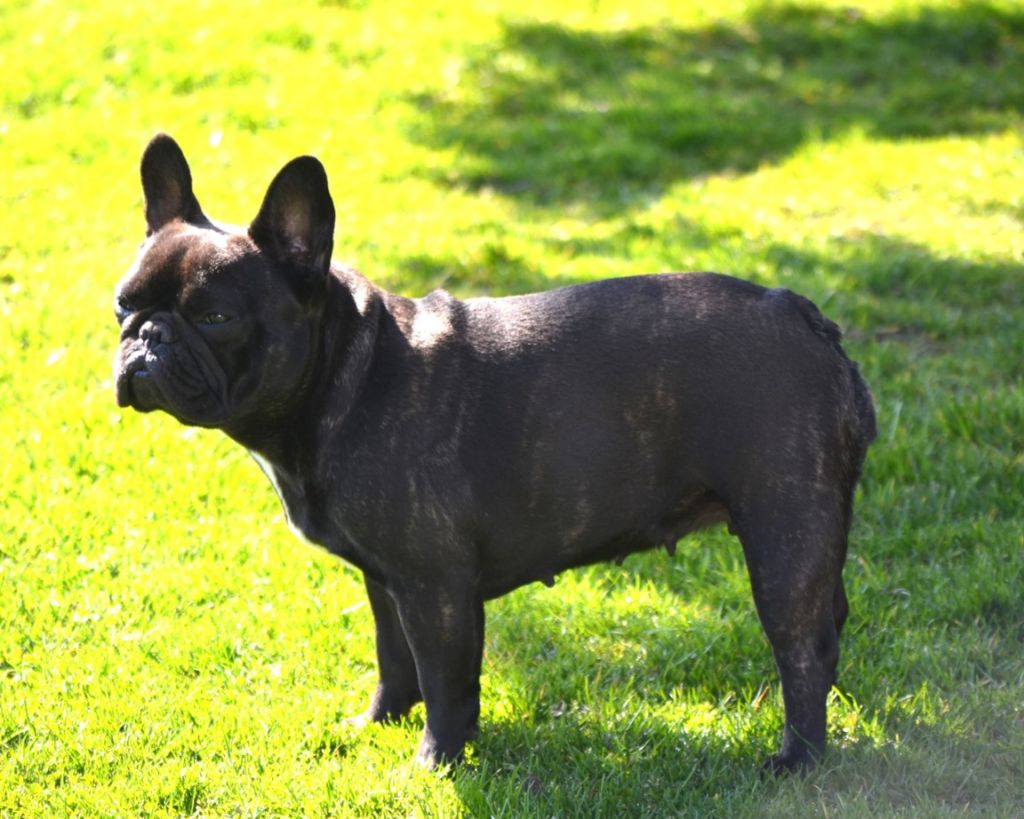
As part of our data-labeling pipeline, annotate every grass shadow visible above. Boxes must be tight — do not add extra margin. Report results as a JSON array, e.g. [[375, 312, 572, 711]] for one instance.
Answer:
[[407, 2, 1024, 210], [757, 233, 1024, 346], [391, 243, 580, 297], [456, 714, 761, 817]]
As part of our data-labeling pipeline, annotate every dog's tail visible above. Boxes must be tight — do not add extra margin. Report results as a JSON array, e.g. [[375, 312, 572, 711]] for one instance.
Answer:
[[788, 291, 878, 463], [845, 356, 878, 483]]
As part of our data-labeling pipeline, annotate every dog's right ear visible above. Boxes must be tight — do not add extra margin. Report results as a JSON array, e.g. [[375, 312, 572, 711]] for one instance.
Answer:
[[140, 134, 204, 235], [248, 155, 335, 278]]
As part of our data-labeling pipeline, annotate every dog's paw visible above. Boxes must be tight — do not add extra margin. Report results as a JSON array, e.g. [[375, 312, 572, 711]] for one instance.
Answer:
[[342, 711, 373, 730], [760, 750, 818, 777]]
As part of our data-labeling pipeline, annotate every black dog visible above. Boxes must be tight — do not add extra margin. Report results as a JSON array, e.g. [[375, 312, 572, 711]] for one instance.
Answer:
[[114, 134, 875, 772]]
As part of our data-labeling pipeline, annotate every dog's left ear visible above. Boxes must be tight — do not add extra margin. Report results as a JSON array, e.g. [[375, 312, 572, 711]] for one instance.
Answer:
[[141, 133, 205, 235], [249, 156, 335, 277]]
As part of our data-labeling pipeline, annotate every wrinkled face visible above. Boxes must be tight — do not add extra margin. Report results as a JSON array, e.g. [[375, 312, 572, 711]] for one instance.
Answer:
[[114, 133, 336, 433], [114, 223, 314, 429]]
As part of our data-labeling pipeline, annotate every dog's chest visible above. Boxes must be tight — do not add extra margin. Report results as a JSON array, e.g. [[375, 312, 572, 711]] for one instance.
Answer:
[[249, 451, 320, 545]]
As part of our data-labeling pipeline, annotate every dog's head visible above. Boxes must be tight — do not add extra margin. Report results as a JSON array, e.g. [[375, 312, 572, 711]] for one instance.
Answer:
[[113, 134, 335, 431]]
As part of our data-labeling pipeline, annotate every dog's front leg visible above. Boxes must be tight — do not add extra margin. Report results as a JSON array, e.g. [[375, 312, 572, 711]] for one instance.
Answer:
[[392, 576, 485, 768], [358, 574, 423, 724]]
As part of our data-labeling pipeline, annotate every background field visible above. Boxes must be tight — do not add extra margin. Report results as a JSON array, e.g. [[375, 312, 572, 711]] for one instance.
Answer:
[[1, 0, 1022, 816]]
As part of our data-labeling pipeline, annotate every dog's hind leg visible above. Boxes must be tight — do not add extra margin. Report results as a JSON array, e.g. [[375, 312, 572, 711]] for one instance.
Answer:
[[732, 494, 848, 773], [833, 575, 849, 644]]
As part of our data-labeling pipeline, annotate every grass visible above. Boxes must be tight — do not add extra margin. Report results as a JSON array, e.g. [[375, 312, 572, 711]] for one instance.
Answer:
[[1, 0, 1022, 815]]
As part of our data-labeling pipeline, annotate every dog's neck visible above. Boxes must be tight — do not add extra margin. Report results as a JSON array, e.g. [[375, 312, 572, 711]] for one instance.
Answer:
[[226, 264, 385, 472]]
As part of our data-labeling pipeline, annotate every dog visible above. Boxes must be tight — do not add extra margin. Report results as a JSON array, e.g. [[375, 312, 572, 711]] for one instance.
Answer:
[[114, 134, 875, 772]]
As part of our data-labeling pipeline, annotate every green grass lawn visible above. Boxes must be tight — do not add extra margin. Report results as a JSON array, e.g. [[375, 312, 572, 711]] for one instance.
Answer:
[[2, 0, 1022, 815]]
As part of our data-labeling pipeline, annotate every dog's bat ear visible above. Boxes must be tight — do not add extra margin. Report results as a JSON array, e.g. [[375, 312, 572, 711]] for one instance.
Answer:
[[248, 156, 335, 277], [140, 134, 204, 235]]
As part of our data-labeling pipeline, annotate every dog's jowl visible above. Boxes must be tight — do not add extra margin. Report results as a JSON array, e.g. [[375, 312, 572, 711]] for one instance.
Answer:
[[114, 134, 876, 773]]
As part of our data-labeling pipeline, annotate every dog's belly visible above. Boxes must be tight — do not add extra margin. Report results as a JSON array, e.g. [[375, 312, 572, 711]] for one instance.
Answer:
[[476, 483, 730, 599]]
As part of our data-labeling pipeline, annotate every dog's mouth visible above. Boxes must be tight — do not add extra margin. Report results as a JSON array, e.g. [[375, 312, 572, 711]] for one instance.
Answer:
[[115, 338, 230, 427]]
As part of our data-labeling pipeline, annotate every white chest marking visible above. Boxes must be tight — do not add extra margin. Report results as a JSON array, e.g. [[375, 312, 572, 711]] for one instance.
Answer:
[[249, 451, 315, 544]]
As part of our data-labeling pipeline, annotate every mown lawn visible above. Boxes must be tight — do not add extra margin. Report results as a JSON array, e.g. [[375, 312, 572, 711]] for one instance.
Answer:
[[1, 0, 1022, 816]]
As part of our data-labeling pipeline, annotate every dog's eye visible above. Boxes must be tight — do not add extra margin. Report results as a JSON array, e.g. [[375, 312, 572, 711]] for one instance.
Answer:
[[199, 312, 232, 325], [114, 296, 133, 321]]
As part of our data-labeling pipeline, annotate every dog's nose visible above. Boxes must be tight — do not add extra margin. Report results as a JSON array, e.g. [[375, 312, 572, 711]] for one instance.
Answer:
[[140, 319, 176, 346]]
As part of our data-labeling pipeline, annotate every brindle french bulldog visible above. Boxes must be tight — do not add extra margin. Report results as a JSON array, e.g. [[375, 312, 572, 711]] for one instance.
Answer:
[[114, 134, 875, 773]]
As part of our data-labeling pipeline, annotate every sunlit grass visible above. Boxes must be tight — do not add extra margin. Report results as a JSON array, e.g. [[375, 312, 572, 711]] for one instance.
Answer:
[[2, 0, 1022, 815]]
